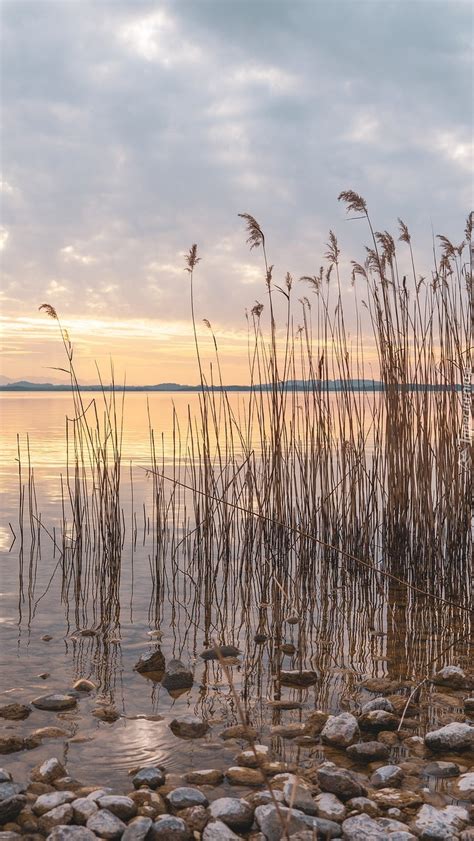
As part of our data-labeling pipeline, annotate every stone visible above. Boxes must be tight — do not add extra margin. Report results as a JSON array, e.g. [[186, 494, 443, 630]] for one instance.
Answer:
[[0, 834, 22, 841], [178, 806, 208, 833], [169, 715, 209, 739], [266, 700, 303, 710], [0, 735, 24, 754], [255, 804, 340, 840], [0, 704, 31, 721], [346, 741, 390, 761], [161, 661, 193, 692], [279, 670, 317, 687], [47, 828, 97, 841], [314, 792, 346, 821], [341, 813, 388, 840], [0, 770, 12, 782], [132, 767, 165, 789], [149, 815, 190, 839], [86, 788, 112, 801], [360, 697, 395, 714], [31, 758, 67, 784], [234, 745, 268, 767], [91, 705, 120, 722], [183, 768, 223, 786], [305, 710, 330, 734], [425, 722, 474, 752], [321, 713, 360, 748], [270, 723, 306, 738], [464, 696, 474, 711], [199, 645, 241, 660], [134, 649, 165, 674], [33, 790, 76, 815], [358, 710, 399, 731], [121, 817, 153, 841], [31, 694, 77, 711], [166, 787, 208, 810], [29, 726, 69, 742], [86, 808, 126, 839], [209, 797, 254, 831], [451, 772, 474, 803], [73, 679, 96, 692], [282, 779, 317, 814], [220, 724, 257, 741], [71, 798, 99, 824], [0, 797, 27, 825], [202, 822, 240, 840], [346, 797, 380, 817], [432, 665, 470, 689], [38, 803, 73, 832], [422, 760, 460, 778], [370, 764, 403, 787], [97, 796, 137, 820], [412, 803, 470, 839], [226, 766, 264, 786], [317, 764, 367, 801], [372, 788, 422, 808]]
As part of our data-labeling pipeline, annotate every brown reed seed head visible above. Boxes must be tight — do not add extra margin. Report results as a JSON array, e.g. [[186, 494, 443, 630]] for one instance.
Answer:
[[185, 244, 200, 272], [398, 218, 411, 244], [238, 213, 265, 250], [338, 190, 368, 215], [39, 303, 58, 320]]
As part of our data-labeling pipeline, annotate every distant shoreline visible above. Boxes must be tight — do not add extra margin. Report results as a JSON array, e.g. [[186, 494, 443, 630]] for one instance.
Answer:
[[0, 380, 461, 393]]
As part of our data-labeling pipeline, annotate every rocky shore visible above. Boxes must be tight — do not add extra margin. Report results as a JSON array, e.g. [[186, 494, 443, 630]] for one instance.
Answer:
[[1, 665, 473, 840]]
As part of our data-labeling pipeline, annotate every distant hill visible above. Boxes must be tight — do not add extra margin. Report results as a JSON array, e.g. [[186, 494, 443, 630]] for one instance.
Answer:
[[0, 379, 460, 393]]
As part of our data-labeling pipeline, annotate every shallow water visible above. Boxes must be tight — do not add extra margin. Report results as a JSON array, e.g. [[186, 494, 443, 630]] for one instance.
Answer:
[[0, 392, 471, 791]]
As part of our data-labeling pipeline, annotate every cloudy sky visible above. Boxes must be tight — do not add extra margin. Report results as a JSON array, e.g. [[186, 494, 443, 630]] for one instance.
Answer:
[[1, 0, 471, 383]]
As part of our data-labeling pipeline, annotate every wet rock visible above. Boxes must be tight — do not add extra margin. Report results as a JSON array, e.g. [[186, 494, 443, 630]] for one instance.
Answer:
[[378, 817, 413, 832], [403, 735, 427, 756], [317, 764, 367, 801], [314, 792, 346, 821], [86, 788, 112, 801], [270, 723, 306, 739], [279, 643, 296, 655], [73, 679, 96, 693], [360, 697, 395, 714], [202, 822, 240, 840], [121, 817, 153, 841], [451, 772, 474, 803], [166, 787, 208, 810], [209, 797, 254, 831], [422, 760, 460, 778], [0, 735, 25, 754], [161, 661, 193, 692], [199, 645, 241, 660], [360, 678, 400, 693], [134, 649, 165, 674], [29, 726, 69, 742], [279, 670, 317, 687], [0, 796, 27, 825], [432, 665, 470, 690], [38, 803, 73, 832], [412, 803, 470, 839], [247, 789, 285, 807], [372, 788, 422, 808], [305, 710, 330, 735], [282, 779, 316, 815], [31, 694, 77, 712], [226, 766, 264, 786], [220, 724, 257, 741], [0, 783, 26, 800], [48, 829, 97, 841], [266, 700, 303, 711], [31, 758, 67, 783], [86, 808, 126, 839], [33, 791, 76, 815], [346, 741, 390, 761], [341, 813, 388, 840], [0, 704, 31, 721], [183, 769, 223, 786], [235, 745, 269, 767], [346, 797, 380, 817], [425, 722, 474, 752], [358, 710, 399, 731], [71, 798, 99, 824], [321, 713, 360, 747], [149, 815, 190, 839], [255, 803, 340, 840], [97, 796, 137, 820], [169, 715, 209, 739], [0, 770, 12, 783], [178, 805, 208, 833], [91, 706, 120, 723], [370, 764, 403, 788], [132, 766, 165, 790], [129, 790, 166, 818], [464, 697, 474, 712]]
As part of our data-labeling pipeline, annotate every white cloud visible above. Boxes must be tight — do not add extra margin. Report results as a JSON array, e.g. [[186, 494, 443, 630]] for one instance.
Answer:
[[60, 245, 96, 265], [118, 9, 202, 66], [0, 227, 10, 251]]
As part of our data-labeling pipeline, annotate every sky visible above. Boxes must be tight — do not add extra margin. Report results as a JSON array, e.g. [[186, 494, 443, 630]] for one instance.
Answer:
[[1, 0, 472, 384]]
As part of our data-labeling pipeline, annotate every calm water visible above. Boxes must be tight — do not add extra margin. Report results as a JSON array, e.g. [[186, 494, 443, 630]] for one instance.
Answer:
[[0, 392, 471, 791]]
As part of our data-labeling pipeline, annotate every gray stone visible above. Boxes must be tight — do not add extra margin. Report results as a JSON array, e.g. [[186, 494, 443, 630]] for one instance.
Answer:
[[132, 767, 165, 789], [0, 770, 12, 783], [199, 645, 241, 660], [86, 809, 126, 839], [150, 815, 190, 839], [341, 813, 388, 840], [369, 765, 403, 788], [0, 782, 26, 800], [122, 817, 153, 841], [422, 760, 460, 778], [161, 661, 193, 692], [134, 649, 165, 674], [358, 710, 399, 731], [387, 834, 417, 841], [166, 787, 208, 810], [346, 741, 390, 761], [378, 817, 412, 832], [432, 665, 470, 689], [38, 803, 74, 831], [72, 679, 96, 693], [97, 796, 137, 820], [86, 788, 112, 801], [451, 772, 474, 803], [411, 803, 470, 839], [31, 757, 67, 783], [360, 697, 395, 714], [317, 764, 367, 801], [202, 821, 241, 840], [314, 792, 346, 821], [31, 694, 77, 711], [208, 797, 254, 831], [71, 798, 99, 824], [183, 769, 223, 786], [33, 790, 76, 815], [425, 722, 474, 752], [279, 670, 317, 687], [282, 779, 317, 815], [345, 797, 380, 817], [0, 795, 26, 825], [321, 713, 359, 747], [169, 715, 209, 739], [47, 828, 97, 841], [255, 804, 340, 840]]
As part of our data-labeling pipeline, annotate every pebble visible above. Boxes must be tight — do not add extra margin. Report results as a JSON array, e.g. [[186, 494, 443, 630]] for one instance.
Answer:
[[199, 645, 241, 660], [0, 796, 27, 825], [270, 723, 306, 738], [360, 697, 395, 714], [220, 725, 257, 741], [71, 797, 99, 823], [279, 670, 317, 687], [33, 790, 76, 815], [86, 808, 127, 839], [97, 795, 137, 820], [0, 704, 31, 721], [425, 722, 474, 752], [48, 828, 97, 840], [451, 772, 474, 803], [0, 769, 12, 782], [370, 764, 403, 787], [346, 741, 390, 761], [317, 764, 367, 800], [431, 665, 470, 689], [183, 768, 223, 786], [282, 779, 317, 815], [346, 796, 380, 817], [208, 797, 254, 830], [161, 660, 193, 692], [234, 745, 268, 767], [0, 735, 25, 754], [169, 715, 209, 739], [202, 821, 240, 840], [321, 712, 360, 747], [91, 706, 120, 722], [412, 803, 470, 839], [166, 787, 208, 810], [341, 813, 389, 840], [121, 817, 153, 841], [149, 814, 189, 839], [73, 679, 96, 693], [31, 694, 77, 711], [134, 649, 165, 674], [372, 788, 422, 808], [132, 767, 165, 790], [178, 805, 208, 833], [314, 791, 346, 821], [422, 760, 460, 778], [38, 803, 74, 831], [226, 766, 264, 786], [31, 758, 67, 783], [358, 710, 399, 731]]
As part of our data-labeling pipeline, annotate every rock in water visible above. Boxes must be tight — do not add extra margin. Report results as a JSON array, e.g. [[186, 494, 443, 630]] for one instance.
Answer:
[[161, 661, 193, 692], [431, 665, 470, 689], [132, 767, 165, 789], [169, 715, 209, 739], [317, 764, 367, 801], [424, 722, 474, 752], [346, 741, 390, 761], [412, 804, 469, 839], [134, 649, 165, 674], [0, 703, 31, 720], [86, 809, 126, 839], [208, 797, 254, 831], [279, 670, 317, 687], [321, 713, 360, 747], [199, 645, 241, 660], [166, 787, 208, 810], [32, 694, 77, 711]]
